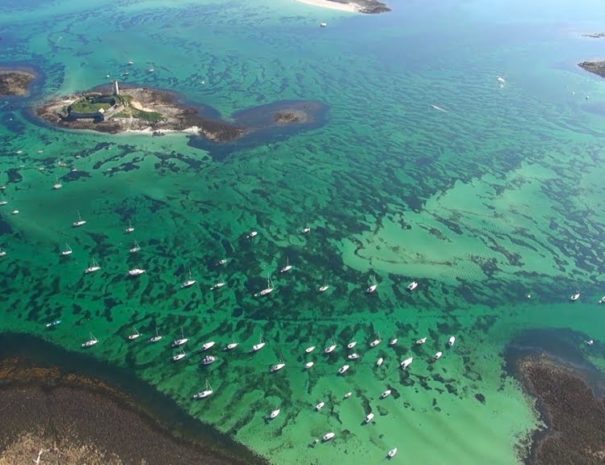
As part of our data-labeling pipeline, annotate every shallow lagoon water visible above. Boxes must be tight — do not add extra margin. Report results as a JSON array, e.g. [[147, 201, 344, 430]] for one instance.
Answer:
[[1, 0, 605, 464]]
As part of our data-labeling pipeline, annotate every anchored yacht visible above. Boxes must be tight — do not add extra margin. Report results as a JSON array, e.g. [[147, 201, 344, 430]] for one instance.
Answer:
[[318, 284, 330, 293], [129, 241, 141, 253], [302, 226, 311, 234], [305, 345, 316, 354], [324, 343, 337, 354], [255, 276, 274, 297], [347, 341, 357, 350], [172, 350, 187, 362], [125, 221, 135, 233], [128, 268, 146, 276], [280, 258, 293, 273], [376, 357, 384, 367], [338, 364, 350, 375], [60, 244, 72, 256], [171, 328, 188, 347], [400, 357, 413, 370], [315, 401, 325, 411], [387, 448, 398, 459], [149, 328, 162, 343], [45, 319, 62, 328], [380, 389, 392, 399], [347, 353, 360, 361], [246, 230, 258, 239], [416, 337, 427, 345], [72, 211, 86, 227], [271, 362, 286, 373], [226, 342, 239, 351], [193, 381, 213, 399], [128, 328, 141, 341], [53, 179, 62, 190], [366, 283, 378, 294], [269, 409, 281, 419], [343, 392, 352, 399], [84, 259, 101, 274], [0, 249, 6, 258], [0, 200, 7, 206], [369, 338, 381, 348], [305, 361, 314, 369], [82, 333, 98, 348], [201, 341, 216, 351], [210, 281, 226, 290], [448, 336, 456, 347], [181, 272, 197, 288], [408, 281, 418, 291], [389, 337, 398, 346], [252, 339, 266, 352]]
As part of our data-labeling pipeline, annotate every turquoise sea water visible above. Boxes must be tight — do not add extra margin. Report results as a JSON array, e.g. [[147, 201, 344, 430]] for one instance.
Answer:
[[2, 0, 605, 463]]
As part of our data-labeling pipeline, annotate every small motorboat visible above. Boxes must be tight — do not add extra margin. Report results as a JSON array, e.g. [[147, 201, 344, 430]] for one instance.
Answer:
[[448, 336, 456, 347], [338, 364, 350, 375], [201, 341, 216, 351], [380, 389, 392, 399], [172, 351, 187, 362], [416, 337, 427, 345], [387, 447, 398, 459], [347, 341, 357, 350], [270, 362, 286, 373], [315, 401, 325, 411], [400, 357, 413, 369], [369, 338, 381, 348], [364, 412, 374, 423], [376, 357, 384, 367], [252, 340, 266, 352], [322, 432, 335, 442], [202, 355, 216, 366], [0, 249, 6, 258], [570, 291, 581, 301], [347, 353, 360, 361], [269, 409, 281, 419], [246, 230, 258, 239], [11, 209, 19, 215], [408, 281, 418, 291], [433, 351, 443, 361], [305, 345, 316, 353]]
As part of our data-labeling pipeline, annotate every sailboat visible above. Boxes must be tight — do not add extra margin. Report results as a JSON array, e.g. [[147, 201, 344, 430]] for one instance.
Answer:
[[181, 270, 197, 288], [217, 258, 229, 266], [252, 337, 266, 353], [305, 345, 316, 354], [364, 412, 374, 423], [407, 281, 418, 291], [171, 327, 188, 347], [210, 281, 226, 290], [45, 319, 62, 328], [225, 342, 239, 351], [128, 268, 146, 276], [280, 258, 293, 273], [338, 364, 350, 375], [366, 277, 378, 294], [302, 226, 311, 234], [201, 341, 216, 351], [193, 380, 213, 399], [318, 284, 330, 293], [125, 221, 135, 233], [60, 243, 72, 256], [246, 230, 258, 239], [84, 259, 101, 274], [128, 328, 141, 341], [570, 291, 581, 302], [72, 211, 86, 228], [347, 341, 357, 350], [81, 333, 98, 348], [324, 341, 337, 354], [172, 349, 187, 362], [255, 275, 274, 297], [53, 178, 62, 190], [387, 448, 398, 459], [0, 200, 7, 206], [149, 327, 163, 343], [270, 361, 286, 373], [304, 361, 314, 369], [0, 248, 7, 258], [400, 357, 413, 370], [415, 337, 427, 345], [269, 408, 281, 419], [129, 241, 141, 254], [369, 337, 381, 348]]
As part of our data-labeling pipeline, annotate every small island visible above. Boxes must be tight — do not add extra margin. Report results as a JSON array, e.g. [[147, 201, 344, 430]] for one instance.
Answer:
[[579, 61, 605, 78], [0, 69, 36, 96], [37, 81, 326, 145], [296, 0, 390, 14]]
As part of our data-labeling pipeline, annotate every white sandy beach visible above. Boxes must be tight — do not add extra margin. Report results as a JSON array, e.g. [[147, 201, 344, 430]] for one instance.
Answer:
[[295, 0, 359, 13]]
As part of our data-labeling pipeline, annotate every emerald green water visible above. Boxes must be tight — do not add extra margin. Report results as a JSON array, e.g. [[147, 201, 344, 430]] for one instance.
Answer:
[[2, 0, 605, 463]]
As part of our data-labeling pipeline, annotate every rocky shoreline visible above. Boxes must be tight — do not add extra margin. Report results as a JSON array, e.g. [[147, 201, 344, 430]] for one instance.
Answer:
[[36, 84, 325, 144], [579, 61, 605, 78], [0, 68, 36, 96], [0, 356, 267, 465]]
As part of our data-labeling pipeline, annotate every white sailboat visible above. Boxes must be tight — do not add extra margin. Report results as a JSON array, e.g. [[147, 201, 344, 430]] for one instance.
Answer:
[[193, 380, 213, 399], [387, 448, 398, 459], [128, 268, 146, 276], [389, 337, 398, 346], [125, 221, 135, 233], [129, 241, 141, 253], [225, 342, 239, 351], [315, 401, 325, 411], [128, 328, 141, 341], [181, 270, 197, 288], [246, 230, 258, 239], [270, 362, 286, 373], [416, 337, 427, 345], [318, 284, 330, 293], [305, 345, 316, 354], [347, 341, 357, 350], [149, 328, 163, 343], [255, 275, 274, 297], [53, 178, 63, 190], [171, 327, 188, 347], [81, 333, 98, 348], [324, 342, 337, 354], [338, 364, 350, 375], [201, 341, 216, 351], [84, 259, 101, 274], [407, 281, 418, 291], [366, 283, 378, 294], [252, 337, 266, 353], [400, 357, 413, 370], [433, 351, 443, 361], [380, 389, 392, 399], [269, 408, 281, 419], [570, 291, 581, 301], [347, 353, 360, 360], [60, 243, 72, 256], [369, 337, 381, 348], [280, 258, 293, 273], [0, 249, 6, 258], [172, 349, 187, 362], [210, 281, 226, 290], [304, 361, 314, 369], [72, 211, 86, 227]]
